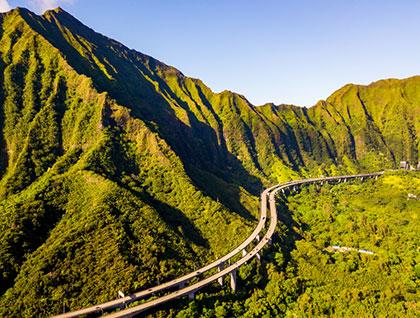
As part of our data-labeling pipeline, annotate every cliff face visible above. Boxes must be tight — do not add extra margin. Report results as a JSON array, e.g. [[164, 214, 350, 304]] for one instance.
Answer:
[[309, 78, 420, 169], [0, 7, 418, 316]]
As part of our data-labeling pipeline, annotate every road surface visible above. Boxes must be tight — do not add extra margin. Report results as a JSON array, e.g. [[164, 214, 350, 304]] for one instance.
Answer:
[[54, 172, 383, 318]]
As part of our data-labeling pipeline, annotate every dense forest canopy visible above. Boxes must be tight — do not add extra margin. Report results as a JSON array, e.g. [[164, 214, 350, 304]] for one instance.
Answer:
[[0, 7, 418, 317], [172, 171, 419, 318]]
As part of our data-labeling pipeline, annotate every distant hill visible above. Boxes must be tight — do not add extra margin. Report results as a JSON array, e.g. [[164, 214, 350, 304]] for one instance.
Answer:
[[0, 7, 418, 316]]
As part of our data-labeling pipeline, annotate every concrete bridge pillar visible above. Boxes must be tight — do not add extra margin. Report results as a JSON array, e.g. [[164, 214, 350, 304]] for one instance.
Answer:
[[255, 234, 260, 242], [256, 252, 261, 260], [230, 270, 237, 292], [217, 263, 224, 286], [178, 281, 185, 289], [360, 177, 364, 181], [242, 249, 247, 257]]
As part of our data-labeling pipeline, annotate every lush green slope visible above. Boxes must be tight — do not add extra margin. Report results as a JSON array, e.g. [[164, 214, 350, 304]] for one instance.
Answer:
[[171, 171, 419, 318], [309, 79, 420, 170], [0, 7, 419, 317], [0, 8, 256, 316], [10, 7, 419, 183]]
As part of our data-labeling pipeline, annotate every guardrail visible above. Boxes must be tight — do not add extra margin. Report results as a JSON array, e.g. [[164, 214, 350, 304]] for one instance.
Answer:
[[54, 183, 289, 318], [54, 172, 383, 318]]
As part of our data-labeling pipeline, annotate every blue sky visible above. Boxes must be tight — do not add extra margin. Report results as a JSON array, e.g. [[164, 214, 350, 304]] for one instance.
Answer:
[[3, 0, 420, 106]]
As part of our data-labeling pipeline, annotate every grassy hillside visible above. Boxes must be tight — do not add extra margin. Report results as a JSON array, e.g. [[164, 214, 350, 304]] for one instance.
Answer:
[[309, 79, 420, 170], [0, 8, 256, 316], [171, 171, 419, 318], [0, 7, 418, 317]]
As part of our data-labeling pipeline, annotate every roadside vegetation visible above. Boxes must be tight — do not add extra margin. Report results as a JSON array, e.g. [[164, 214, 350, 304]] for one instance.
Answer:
[[166, 171, 419, 318], [0, 7, 419, 317]]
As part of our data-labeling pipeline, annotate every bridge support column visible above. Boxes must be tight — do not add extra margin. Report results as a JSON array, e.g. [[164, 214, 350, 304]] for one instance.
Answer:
[[256, 252, 261, 261], [256, 234, 260, 242], [178, 281, 185, 289], [188, 292, 195, 300], [230, 270, 237, 292], [217, 263, 224, 286], [242, 249, 247, 257]]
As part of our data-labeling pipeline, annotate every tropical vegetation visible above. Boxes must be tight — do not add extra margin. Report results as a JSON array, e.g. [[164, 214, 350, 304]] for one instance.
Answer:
[[0, 7, 418, 317]]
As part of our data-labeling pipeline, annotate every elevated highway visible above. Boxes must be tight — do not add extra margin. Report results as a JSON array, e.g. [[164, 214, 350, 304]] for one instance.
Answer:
[[54, 172, 383, 318]]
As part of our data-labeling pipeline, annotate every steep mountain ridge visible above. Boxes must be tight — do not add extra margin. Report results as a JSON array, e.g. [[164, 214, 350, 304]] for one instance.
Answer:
[[309, 77, 420, 168], [0, 7, 418, 316], [0, 8, 257, 316]]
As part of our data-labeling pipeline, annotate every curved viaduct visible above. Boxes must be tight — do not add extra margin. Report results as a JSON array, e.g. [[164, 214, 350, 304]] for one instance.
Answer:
[[54, 172, 383, 318]]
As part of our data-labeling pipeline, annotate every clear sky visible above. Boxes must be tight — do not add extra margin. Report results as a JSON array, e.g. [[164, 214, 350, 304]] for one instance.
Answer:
[[3, 0, 420, 106]]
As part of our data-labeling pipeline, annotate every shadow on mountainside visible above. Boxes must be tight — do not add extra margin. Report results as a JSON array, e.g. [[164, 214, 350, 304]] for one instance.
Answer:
[[274, 192, 307, 263], [20, 9, 262, 222], [0, 22, 8, 180], [119, 182, 209, 249]]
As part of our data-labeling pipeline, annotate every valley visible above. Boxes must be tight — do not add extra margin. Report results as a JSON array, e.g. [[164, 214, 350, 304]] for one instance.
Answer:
[[0, 6, 418, 318]]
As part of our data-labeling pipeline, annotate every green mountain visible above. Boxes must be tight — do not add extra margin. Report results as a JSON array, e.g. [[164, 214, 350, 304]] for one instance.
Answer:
[[0, 7, 418, 317]]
